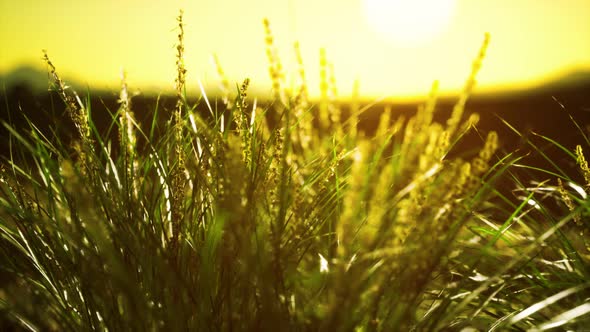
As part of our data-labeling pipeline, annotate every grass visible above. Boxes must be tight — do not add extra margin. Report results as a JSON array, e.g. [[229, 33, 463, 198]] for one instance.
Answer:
[[1, 11, 589, 331]]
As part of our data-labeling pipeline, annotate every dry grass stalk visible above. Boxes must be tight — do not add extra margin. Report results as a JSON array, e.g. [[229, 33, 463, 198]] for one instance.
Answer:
[[263, 18, 285, 104], [170, 9, 188, 257], [576, 145, 590, 187], [446, 33, 490, 138], [42, 50, 93, 171]]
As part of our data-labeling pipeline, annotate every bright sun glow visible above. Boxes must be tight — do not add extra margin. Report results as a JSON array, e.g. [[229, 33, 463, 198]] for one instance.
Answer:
[[363, 0, 456, 46]]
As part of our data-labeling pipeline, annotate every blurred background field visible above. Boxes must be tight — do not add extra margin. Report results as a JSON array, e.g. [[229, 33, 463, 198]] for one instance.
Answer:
[[2, 0, 589, 166], [2, 65, 590, 179]]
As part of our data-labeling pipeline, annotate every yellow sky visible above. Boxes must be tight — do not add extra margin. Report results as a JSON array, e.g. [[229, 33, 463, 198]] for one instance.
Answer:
[[1, 0, 589, 99]]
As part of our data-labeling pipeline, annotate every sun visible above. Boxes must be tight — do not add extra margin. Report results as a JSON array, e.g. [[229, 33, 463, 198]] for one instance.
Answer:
[[363, 0, 457, 46]]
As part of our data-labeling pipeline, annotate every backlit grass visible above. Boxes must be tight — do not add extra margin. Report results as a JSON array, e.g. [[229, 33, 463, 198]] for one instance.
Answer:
[[1, 11, 589, 331]]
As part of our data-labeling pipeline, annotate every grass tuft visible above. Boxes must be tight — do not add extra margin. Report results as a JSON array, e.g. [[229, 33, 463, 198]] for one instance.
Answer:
[[1, 15, 589, 332]]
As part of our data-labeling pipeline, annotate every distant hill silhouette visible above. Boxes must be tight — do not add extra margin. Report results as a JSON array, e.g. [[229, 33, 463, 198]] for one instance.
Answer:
[[541, 70, 590, 91], [1, 65, 589, 185], [0, 65, 87, 94], [1, 64, 589, 99], [0, 66, 50, 93]]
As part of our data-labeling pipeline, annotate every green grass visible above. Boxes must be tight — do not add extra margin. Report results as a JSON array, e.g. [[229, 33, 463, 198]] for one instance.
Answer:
[[1, 11, 589, 331]]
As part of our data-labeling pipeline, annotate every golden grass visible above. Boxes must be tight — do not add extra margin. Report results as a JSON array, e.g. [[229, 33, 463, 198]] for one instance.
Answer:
[[5, 12, 587, 331]]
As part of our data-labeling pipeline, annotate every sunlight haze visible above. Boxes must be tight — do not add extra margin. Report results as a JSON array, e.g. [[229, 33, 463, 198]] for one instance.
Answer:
[[1, 0, 589, 99], [363, 0, 457, 46]]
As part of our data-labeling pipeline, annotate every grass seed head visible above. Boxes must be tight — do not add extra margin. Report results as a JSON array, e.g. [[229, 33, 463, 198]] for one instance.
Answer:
[[576, 145, 590, 187], [43, 50, 92, 172], [557, 178, 581, 225], [447, 33, 490, 137], [118, 70, 137, 159], [263, 18, 284, 102]]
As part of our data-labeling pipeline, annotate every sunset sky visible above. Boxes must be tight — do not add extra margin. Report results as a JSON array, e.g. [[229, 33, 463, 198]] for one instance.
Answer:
[[1, 0, 589, 100]]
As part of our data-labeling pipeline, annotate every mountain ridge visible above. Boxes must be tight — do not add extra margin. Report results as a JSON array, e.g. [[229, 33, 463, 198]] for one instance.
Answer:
[[2, 64, 590, 99]]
